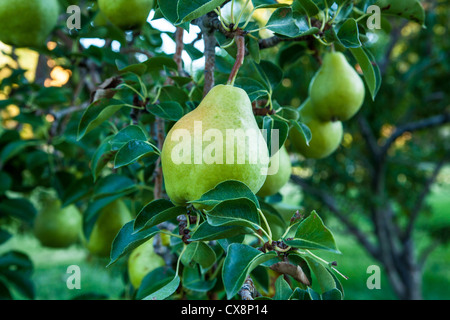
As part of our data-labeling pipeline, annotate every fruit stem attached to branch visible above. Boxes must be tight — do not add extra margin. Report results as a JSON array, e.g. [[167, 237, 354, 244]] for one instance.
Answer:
[[227, 33, 246, 86]]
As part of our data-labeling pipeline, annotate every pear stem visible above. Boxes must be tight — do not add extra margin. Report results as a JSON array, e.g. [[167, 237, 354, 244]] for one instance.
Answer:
[[227, 34, 246, 86]]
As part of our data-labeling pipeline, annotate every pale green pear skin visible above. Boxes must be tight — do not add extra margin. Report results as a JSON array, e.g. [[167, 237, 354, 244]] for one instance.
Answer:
[[0, 0, 59, 47], [33, 199, 82, 248], [98, 0, 153, 30], [161, 85, 269, 206], [309, 52, 365, 122], [290, 99, 343, 159], [257, 146, 292, 197], [128, 239, 165, 289], [86, 200, 133, 257]]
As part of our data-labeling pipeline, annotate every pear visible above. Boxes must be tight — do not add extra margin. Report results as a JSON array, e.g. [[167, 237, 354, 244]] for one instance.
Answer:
[[128, 239, 165, 289], [85, 199, 133, 257], [257, 146, 292, 197], [33, 195, 82, 248], [161, 85, 269, 206], [0, 0, 59, 48], [309, 51, 365, 122], [290, 99, 343, 159], [98, 0, 153, 30]]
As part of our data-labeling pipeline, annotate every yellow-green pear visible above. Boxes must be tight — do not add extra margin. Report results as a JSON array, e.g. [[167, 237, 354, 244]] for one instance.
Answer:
[[128, 239, 165, 289], [98, 0, 153, 30], [309, 51, 365, 122], [85, 200, 133, 257], [257, 146, 292, 197], [33, 195, 82, 248], [161, 85, 269, 206], [0, 0, 59, 48], [290, 99, 343, 159]]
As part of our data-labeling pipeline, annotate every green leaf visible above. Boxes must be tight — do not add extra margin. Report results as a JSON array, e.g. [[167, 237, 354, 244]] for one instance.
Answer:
[[252, 60, 284, 91], [91, 136, 116, 181], [147, 102, 184, 121], [136, 267, 176, 299], [205, 198, 261, 230], [177, 0, 227, 23], [145, 56, 179, 74], [189, 180, 260, 209], [322, 288, 343, 300], [0, 229, 11, 245], [293, 0, 320, 17], [0, 198, 36, 222], [77, 99, 126, 140], [190, 222, 252, 241], [284, 211, 339, 253], [234, 78, 268, 102], [110, 125, 148, 151], [350, 47, 382, 100], [113, 140, 159, 169], [181, 242, 216, 269], [375, 0, 425, 26], [290, 120, 312, 146], [273, 276, 293, 300], [336, 18, 361, 48], [143, 275, 180, 300], [108, 221, 160, 266], [117, 61, 148, 76], [289, 287, 313, 300], [182, 265, 217, 292], [303, 255, 337, 294], [262, 116, 289, 157], [251, 0, 290, 9], [134, 203, 186, 232], [222, 243, 277, 299], [93, 174, 136, 199]]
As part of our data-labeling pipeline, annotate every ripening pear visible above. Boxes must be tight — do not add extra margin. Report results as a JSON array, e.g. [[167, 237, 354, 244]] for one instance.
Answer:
[[85, 200, 133, 257], [290, 99, 343, 159], [33, 194, 82, 248], [98, 0, 153, 30], [128, 239, 165, 289], [309, 51, 365, 122], [0, 0, 59, 47], [161, 85, 269, 206], [257, 146, 292, 197]]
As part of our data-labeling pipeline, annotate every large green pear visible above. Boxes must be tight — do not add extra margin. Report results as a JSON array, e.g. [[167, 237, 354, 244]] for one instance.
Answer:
[[290, 99, 343, 159], [85, 200, 133, 257], [309, 51, 365, 122], [98, 0, 153, 30], [161, 85, 269, 206], [33, 197, 82, 248], [257, 146, 292, 197], [0, 0, 59, 48], [128, 239, 165, 289]]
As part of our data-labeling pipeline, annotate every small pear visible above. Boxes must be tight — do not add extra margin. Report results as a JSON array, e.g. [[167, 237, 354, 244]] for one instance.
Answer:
[[98, 0, 153, 30], [128, 239, 165, 289], [33, 195, 82, 248], [0, 0, 59, 48], [161, 85, 269, 206], [257, 146, 292, 197], [85, 200, 133, 257], [309, 51, 365, 122], [290, 99, 343, 159]]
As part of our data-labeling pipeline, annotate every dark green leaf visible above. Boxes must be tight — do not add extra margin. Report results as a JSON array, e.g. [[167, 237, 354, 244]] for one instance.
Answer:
[[147, 102, 184, 121], [284, 211, 339, 253], [350, 47, 381, 100], [222, 243, 277, 299], [189, 180, 260, 209], [77, 99, 126, 140], [108, 221, 160, 266]]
